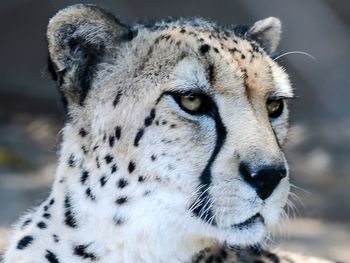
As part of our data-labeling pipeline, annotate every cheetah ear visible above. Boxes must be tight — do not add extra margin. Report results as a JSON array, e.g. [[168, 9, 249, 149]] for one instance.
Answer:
[[47, 4, 134, 106], [245, 17, 281, 55]]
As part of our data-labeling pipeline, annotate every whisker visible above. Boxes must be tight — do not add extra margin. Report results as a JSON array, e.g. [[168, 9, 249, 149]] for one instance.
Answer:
[[273, 51, 316, 61], [290, 183, 310, 194], [289, 191, 306, 209]]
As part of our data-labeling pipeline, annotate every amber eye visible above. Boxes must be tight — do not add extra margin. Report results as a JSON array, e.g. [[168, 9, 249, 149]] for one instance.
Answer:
[[266, 99, 284, 118], [180, 93, 203, 113]]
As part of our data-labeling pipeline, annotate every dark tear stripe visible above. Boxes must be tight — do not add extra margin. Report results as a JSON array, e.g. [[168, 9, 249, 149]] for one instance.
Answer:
[[191, 104, 227, 224], [17, 235, 34, 249], [272, 129, 282, 149], [45, 250, 60, 263], [73, 244, 97, 261], [64, 194, 77, 228]]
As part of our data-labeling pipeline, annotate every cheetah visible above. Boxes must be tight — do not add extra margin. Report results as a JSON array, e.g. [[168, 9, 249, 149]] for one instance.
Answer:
[[3, 4, 338, 263]]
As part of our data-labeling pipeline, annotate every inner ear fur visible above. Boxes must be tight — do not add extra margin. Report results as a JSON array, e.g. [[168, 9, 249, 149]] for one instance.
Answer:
[[47, 4, 133, 106]]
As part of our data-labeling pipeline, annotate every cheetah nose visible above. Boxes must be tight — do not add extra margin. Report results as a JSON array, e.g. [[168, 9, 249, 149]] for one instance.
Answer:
[[239, 162, 287, 200]]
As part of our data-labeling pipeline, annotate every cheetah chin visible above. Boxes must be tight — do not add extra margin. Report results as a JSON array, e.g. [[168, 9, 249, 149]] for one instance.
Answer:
[[4, 4, 335, 263]]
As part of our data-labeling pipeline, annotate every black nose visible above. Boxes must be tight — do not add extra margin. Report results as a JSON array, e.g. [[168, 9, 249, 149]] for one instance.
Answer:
[[239, 162, 287, 200]]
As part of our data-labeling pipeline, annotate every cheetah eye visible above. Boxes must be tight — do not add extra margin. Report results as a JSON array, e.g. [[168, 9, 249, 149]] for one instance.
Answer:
[[180, 94, 203, 112], [266, 99, 284, 118], [169, 92, 214, 115]]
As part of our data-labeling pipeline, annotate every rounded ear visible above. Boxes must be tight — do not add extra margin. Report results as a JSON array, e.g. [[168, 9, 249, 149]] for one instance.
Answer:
[[47, 4, 133, 106], [245, 17, 282, 55]]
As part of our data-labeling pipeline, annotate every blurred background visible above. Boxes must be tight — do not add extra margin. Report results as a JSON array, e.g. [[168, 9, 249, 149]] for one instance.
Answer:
[[0, 0, 349, 261]]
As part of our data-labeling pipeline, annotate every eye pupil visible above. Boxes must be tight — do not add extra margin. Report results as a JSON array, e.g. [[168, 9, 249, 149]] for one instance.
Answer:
[[187, 95, 196, 101]]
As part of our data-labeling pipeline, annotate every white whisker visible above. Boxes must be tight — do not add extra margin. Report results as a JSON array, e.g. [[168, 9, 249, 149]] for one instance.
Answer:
[[273, 51, 316, 61]]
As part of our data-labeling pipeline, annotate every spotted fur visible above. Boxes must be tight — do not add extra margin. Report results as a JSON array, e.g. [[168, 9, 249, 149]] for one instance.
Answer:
[[4, 4, 337, 263]]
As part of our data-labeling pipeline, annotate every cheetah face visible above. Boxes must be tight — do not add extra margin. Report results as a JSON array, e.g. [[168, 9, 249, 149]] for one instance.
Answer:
[[48, 5, 292, 247]]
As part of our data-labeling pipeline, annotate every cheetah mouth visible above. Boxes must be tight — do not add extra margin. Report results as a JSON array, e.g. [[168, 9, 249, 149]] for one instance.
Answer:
[[231, 213, 264, 230]]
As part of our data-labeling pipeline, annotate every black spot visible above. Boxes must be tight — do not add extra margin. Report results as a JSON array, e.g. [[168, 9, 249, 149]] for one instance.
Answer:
[[92, 145, 99, 151], [115, 196, 128, 205], [115, 126, 122, 140], [73, 244, 98, 261], [96, 157, 100, 168], [151, 155, 156, 161], [143, 190, 151, 196], [21, 218, 32, 228], [161, 120, 167, 125], [229, 47, 240, 54], [170, 124, 176, 128], [113, 216, 124, 225], [111, 164, 118, 173], [68, 154, 75, 168], [79, 128, 88, 137], [104, 154, 113, 164], [81, 145, 88, 154], [64, 194, 77, 228], [113, 91, 122, 107], [180, 28, 186, 33], [100, 176, 107, 187], [117, 178, 128, 188], [85, 188, 96, 201], [80, 171, 89, 185], [213, 47, 219, 53], [134, 128, 144, 147], [37, 221, 47, 229], [49, 198, 55, 206], [53, 234, 60, 243], [200, 44, 210, 54], [45, 250, 60, 263], [138, 176, 145, 182], [43, 213, 51, 219], [128, 161, 136, 173], [109, 135, 115, 147], [144, 108, 156, 126], [17, 236, 34, 249], [241, 54, 246, 59]]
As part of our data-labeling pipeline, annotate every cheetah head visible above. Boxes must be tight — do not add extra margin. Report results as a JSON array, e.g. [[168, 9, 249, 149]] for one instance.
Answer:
[[48, 5, 292, 249]]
